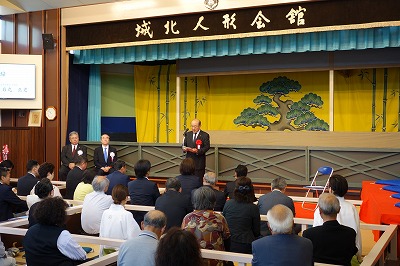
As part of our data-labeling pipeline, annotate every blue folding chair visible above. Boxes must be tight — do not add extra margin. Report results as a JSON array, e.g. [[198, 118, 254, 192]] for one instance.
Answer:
[[302, 166, 333, 211]]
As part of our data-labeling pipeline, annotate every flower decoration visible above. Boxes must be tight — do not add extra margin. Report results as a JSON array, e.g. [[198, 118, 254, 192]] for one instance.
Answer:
[[195, 139, 202, 145], [110, 152, 115, 161], [77, 150, 83, 156]]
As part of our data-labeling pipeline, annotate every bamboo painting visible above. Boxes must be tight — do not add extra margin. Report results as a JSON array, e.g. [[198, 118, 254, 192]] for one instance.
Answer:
[[382, 68, 388, 132], [183, 77, 188, 129], [156, 65, 162, 142], [372, 68, 376, 132], [165, 65, 171, 142]]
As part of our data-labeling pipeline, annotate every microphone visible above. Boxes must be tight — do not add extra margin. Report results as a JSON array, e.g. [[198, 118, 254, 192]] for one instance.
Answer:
[[183, 128, 189, 136]]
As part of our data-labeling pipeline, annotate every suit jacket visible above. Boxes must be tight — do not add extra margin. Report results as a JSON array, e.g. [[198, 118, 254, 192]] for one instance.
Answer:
[[258, 190, 295, 234], [203, 185, 226, 212], [176, 174, 202, 200], [65, 166, 85, 199], [155, 190, 193, 229], [224, 180, 236, 199], [94, 145, 118, 174], [252, 234, 313, 266], [0, 183, 28, 222], [303, 220, 358, 266], [106, 171, 130, 195], [183, 130, 210, 178], [128, 177, 160, 224], [60, 144, 87, 166], [17, 173, 39, 196]]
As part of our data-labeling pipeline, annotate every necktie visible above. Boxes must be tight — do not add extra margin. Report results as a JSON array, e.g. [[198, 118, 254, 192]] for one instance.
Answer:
[[72, 145, 76, 156], [193, 132, 197, 141], [104, 147, 108, 162]]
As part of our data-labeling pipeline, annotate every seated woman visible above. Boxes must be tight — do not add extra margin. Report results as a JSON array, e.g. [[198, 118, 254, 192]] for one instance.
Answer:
[[223, 177, 260, 254], [24, 197, 87, 266], [155, 227, 203, 266], [99, 184, 141, 256], [30, 162, 62, 197], [176, 158, 202, 200], [73, 170, 96, 201], [182, 186, 230, 266], [28, 178, 54, 227], [313, 174, 362, 262]]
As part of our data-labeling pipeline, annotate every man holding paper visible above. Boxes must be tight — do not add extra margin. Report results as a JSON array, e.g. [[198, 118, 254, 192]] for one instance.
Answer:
[[183, 119, 210, 179]]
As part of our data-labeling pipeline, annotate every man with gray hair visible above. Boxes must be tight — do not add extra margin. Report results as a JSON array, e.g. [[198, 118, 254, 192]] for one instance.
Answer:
[[202, 172, 226, 211], [118, 210, 167, 266], [155, 177, 192, 229], [59, 131, 87, 181], [303, 193, 357, 266], [81, 176, 113, 235], [257, 177, 298, 236], [252, 204, 313, 266]]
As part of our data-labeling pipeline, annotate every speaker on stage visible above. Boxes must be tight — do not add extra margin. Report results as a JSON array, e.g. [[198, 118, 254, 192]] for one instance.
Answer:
[[42, 33, 55, 50]]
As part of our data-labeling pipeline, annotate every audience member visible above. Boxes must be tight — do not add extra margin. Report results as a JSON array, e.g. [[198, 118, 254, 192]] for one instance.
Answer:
[[24, 197, 87, 265], [155, 177, 192, 230], [94, 133, 118, 175], [65, 156, 87, 199], [118, 210, 167, 266], [106, 160, 130, 195], [59, 131, 87, 181], [182, 186, 230, 266], [223, 176, 260, 254], [99, 184, 140, 255], [182, 118, 210, 179], [0, 167, 28, 222], [0, 160, 14, 172], [224, 164, 247, 199], [73, 170, 96, 201], [303, 193, 358, 266], [31, 162, 62, 197], [17, 160, 40, 196], [81, 176, 113, 235], [258, 177, 300, 236], [252, 204, 313, 266], [155, 227, 203, 266], [202, 171, 226, 211], [28, 178, 54, 227], [176, 158, 202, 200], [128, 159, 160, 224], [0, 235, 16, 266], [313, 174, 362, 261]]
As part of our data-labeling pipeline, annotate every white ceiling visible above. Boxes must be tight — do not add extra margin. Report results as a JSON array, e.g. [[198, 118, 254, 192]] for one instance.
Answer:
[[0, 0, 128, 16]]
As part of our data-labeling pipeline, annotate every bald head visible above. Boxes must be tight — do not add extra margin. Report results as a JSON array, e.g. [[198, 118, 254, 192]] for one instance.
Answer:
[[267, 204, 294, 234], [142, 210, 167, 238], [191, 119, 201, 133]]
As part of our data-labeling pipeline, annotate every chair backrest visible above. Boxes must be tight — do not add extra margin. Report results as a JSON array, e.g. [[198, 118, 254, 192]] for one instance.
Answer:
[[318, 166, 333, 175]]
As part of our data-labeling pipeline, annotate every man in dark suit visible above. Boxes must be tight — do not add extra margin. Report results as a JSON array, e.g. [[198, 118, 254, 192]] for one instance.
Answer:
[[59, 131, 87, 181], [202, 172, 226, 211], [155, 177, 192, 230], [106, 160, 130, 195], [94, 133, 118, 175], [258, 177, 300, 236], [252, 204, 313, 266], [128, 159, 160, 224], [183, 119, 210, 179], [303, 193, 358, 266], [65, 156, 87, 199], [0, 167, 28, 222], [224, 164, 247, 199], [17, 160, 40, 196]]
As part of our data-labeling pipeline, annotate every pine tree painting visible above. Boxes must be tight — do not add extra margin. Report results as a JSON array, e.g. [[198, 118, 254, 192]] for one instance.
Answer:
[[234, 76, 329, 131]]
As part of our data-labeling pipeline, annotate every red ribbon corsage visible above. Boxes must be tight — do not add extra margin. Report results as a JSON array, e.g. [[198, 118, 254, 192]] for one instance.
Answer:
[[196, 139, 202, 150]]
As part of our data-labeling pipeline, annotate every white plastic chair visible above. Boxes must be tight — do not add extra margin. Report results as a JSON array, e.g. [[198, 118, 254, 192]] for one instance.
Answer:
[[302, 166, 333, 211]]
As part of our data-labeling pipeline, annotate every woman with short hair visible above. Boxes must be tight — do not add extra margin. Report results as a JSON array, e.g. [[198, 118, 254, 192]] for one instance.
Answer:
[[24, 197, 87, 266], [182, 186, 230, 266]]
